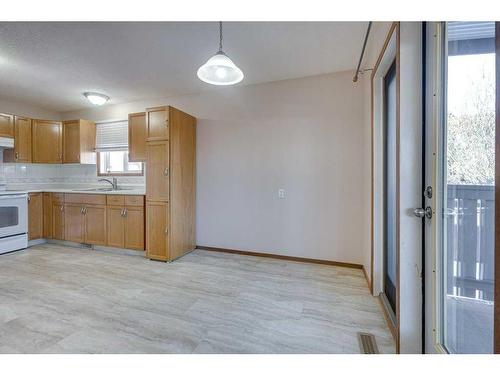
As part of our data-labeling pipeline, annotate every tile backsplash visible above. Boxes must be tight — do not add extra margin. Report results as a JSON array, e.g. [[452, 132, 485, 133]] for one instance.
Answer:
[[0, 163, 145, 186]]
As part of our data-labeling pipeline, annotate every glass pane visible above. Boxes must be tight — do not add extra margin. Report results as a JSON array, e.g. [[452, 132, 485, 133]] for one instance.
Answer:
[[0, 207, 19, 228], [384, 60, 397, 314], [98, 151, 142, 175], [442, 21, 495, 353]]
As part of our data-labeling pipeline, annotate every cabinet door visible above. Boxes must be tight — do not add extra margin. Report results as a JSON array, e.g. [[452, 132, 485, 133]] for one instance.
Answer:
[[106, 206, 125, 248], [28, 193, 43, 240], [0, 113, 14, 138], [14, 116, 32, 163], [128, 112, 147, 162], [146, 107, 169, 141], [32, 120, 63, 163], [146, 141, 169, 202], [85, 205, 106, 245], [52, 203, 65, 240], [124, 207, 144, 250], [63, 120, 80, 163], [64, 204, 84, 243], [42, 193, 52, 238], [146, 202, 169, 260]]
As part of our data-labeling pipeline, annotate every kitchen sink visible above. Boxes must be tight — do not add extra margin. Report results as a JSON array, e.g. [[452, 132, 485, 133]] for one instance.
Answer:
[[72, 187, 134, 192]]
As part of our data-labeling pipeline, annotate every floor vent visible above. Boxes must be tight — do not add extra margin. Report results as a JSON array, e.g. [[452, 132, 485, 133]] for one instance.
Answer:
[[357, 332, 379, 354]]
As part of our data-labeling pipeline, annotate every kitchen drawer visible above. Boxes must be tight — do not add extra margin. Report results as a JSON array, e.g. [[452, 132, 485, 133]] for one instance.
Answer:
[[65, 193, 106, 205], [125, 195, 144, 207], [52, 193, 65, 204], [106, 195, 125, 206]]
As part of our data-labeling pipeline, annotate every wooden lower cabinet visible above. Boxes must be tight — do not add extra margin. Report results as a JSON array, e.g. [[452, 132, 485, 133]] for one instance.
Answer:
[[146, 202, 169, 260], [52, 202, 65, 240], [42, 193, 52, 238], [26, 192, 144, 250], [28, 193, 43, 240], [124, 207, 144, 250], [84, 205, 106, 245], [106, 204, 144, 250], [106, 207, 125, 248], [64, 204, 85, 243]]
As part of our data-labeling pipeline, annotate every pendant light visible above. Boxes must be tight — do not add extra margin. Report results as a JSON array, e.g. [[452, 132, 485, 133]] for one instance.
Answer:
[[197, 22, 244, 86]]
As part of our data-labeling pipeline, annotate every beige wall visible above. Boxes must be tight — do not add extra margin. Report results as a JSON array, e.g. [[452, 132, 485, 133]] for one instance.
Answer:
[[0, 98, 60, 120], [62, 70, 370, 264]]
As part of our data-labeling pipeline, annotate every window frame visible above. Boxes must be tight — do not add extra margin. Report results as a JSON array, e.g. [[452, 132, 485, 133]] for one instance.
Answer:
[[96, 151, 144, 177]]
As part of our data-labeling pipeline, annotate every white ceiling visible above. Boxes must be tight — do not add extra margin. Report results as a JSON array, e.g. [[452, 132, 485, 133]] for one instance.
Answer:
[[0, 22, 367, 112]]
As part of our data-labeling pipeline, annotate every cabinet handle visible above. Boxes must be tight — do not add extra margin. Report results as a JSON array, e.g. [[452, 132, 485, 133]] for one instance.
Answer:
[[80, 207, 84, 214], [28, 196, 31, 202], [15, 152, 19, 160], [61, 205, 64, 212], [164, 168, 169, 177], [124, 208, 127, 217]]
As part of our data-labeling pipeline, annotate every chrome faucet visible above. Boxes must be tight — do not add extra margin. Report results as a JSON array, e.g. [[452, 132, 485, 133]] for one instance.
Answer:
[[98, 177, 118, 190]]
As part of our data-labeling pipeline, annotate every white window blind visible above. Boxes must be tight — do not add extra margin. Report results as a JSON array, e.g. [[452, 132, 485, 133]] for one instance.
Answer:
[[95, 120, 128, 152]]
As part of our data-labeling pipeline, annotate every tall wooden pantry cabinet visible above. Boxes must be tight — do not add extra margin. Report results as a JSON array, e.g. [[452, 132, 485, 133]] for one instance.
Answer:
[[145, 106, 196, 261]]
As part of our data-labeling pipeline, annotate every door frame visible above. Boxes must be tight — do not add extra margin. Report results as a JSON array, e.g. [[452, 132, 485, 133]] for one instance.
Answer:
[[371, 21, 400, 352], [425, 21, 500, 354], [495, 21, 500, 354]]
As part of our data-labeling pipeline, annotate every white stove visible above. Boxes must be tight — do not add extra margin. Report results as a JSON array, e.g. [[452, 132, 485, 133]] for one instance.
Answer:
[[0, 190, 28, 254]]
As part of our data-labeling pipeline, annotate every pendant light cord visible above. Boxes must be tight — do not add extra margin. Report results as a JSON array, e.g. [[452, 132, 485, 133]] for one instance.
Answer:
[[219, 21, 223, 52]]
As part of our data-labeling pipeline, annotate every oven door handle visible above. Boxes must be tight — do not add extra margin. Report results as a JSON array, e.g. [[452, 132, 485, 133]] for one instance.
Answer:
[[0, 194, 28, 200]]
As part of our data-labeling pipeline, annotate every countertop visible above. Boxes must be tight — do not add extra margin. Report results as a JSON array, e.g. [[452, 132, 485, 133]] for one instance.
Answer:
[[2, 183, 145, 196]]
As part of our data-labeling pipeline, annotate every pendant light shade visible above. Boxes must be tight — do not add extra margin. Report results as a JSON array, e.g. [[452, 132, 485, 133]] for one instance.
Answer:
[[197, 22, 244, 86]]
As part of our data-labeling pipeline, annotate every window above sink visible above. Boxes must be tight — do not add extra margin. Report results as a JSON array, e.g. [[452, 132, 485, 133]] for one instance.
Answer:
[[95, 120, 143, 176]]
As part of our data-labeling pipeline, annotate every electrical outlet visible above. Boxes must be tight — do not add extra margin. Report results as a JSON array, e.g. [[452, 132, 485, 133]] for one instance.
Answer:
[[278, 189, 285, 199]]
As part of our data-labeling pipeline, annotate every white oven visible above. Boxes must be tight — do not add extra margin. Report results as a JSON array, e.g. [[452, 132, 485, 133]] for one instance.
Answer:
[[0, 192, 28, 254]]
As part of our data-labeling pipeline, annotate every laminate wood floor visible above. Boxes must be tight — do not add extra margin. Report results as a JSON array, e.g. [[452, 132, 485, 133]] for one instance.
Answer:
[[0, 244, 395, 353]]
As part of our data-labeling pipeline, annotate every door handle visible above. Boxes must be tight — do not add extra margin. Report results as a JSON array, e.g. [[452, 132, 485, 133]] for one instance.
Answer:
[[414, 207, 433, 219]]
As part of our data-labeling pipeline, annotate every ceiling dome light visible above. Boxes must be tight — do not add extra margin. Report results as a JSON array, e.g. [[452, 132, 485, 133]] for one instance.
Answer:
[[83, 92, 109, 106], [197, 22, 244, 86]]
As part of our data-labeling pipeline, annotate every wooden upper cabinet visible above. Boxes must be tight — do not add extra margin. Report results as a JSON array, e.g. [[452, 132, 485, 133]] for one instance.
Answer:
[[146, 140, 169, 202], [28, 193, 43, 240], [63, 119, 96, 164], [3, 116, 32, 163], [32, 120, 63, 163], [146, 106, 169, 141], [0, 113, 14, 138], [128, 112, 147, 162], [14, 117, 33, 163]]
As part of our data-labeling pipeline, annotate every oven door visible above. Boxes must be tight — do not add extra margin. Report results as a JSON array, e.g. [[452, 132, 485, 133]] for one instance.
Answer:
[[0, 194, 28, 238]]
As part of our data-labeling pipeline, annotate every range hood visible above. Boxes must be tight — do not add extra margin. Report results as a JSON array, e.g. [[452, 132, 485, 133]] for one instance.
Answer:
[[0, 137, 14, 149]]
